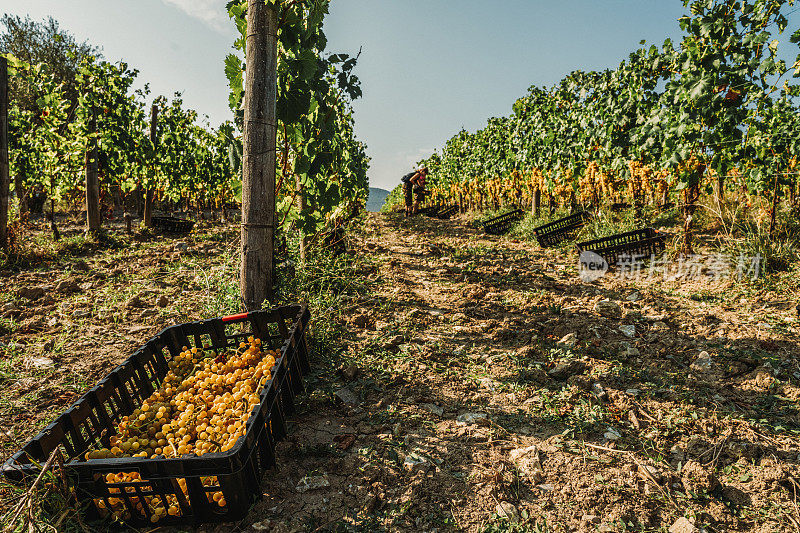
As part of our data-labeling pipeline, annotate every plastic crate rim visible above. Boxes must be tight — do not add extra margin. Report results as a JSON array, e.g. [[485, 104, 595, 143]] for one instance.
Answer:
[[576, 227, 660, 249]]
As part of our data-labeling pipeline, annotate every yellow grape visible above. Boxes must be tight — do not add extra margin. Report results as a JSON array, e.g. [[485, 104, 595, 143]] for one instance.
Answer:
[[88, 337, 277, 522]]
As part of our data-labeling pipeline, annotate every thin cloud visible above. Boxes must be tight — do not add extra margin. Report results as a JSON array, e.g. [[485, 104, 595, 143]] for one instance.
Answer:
[[161, 0, 230, 33]]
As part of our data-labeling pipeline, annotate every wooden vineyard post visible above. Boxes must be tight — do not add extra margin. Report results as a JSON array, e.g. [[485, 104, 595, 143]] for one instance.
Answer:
[[143, 104, 158, 228], [713, 172, 725, 218], [85, 108, 101, 235], [240, 0, 278, 310], [532, 188, 541, 216], [13, 164, 25, 214], [769, 172, 780, 237], [296, 174, 307, 264], [682, 182, 700, 255], [0, 57, 8, 250]]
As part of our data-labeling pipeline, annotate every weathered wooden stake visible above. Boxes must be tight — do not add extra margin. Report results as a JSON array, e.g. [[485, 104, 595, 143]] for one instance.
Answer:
[[769, 173, 780, 237], [85, 108, 101, 234], [296, 174, 307, 263], [240, 0, 278, 310], [714, 174, 725, 215], [0, 57, 9, 249], [13, 167, 26, 214], [143, 104, 158, 228]]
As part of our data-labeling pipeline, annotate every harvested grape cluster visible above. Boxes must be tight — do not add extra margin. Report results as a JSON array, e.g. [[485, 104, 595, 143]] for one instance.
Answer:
[[87, 336, 278, 522]]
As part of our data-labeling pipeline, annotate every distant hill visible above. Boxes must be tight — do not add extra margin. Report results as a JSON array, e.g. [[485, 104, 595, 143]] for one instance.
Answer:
[[366, 187, 391, 212]]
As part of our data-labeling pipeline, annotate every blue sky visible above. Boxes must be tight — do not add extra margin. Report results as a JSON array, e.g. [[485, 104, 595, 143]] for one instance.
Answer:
[[0, 1, 797, 190]]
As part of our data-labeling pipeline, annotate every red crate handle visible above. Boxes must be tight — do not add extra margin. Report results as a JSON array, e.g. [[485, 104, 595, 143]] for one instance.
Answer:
[[222, 313, 249, 323]]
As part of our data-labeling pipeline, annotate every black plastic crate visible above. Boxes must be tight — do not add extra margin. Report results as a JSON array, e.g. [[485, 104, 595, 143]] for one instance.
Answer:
[[152, 216, 195, 234], [437, 205, 458, 220], [576, 228, 666, 266], [533, 211, 590, 247], [482, 209, 524, 235], [420, 205, 441, 217], [2, 305, 311, 527]]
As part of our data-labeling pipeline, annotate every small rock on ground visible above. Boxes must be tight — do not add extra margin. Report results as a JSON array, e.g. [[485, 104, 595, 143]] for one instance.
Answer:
[[456, 412, 489, 426], [339, 364, 359, 381], [557, 332, 578, 348], [55, 280, 81, 294], [669, 517, 698, 533], [495, 501, 520, 523], [509, 445, 544, 483], [403, 453, 430, 473], [595, 299, 622, 319], [690, 351, 713, 372], [27, 356, 54, 369], [420, 403, 444, 417], [335, 387, 360, 405], [548, 360, 586, 381], [295, 475, 330, 493]]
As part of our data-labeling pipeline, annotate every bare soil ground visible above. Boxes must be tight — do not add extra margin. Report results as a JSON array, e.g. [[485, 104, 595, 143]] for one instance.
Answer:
[[0, 217, 239, 461], [3, 212, 800, 532]]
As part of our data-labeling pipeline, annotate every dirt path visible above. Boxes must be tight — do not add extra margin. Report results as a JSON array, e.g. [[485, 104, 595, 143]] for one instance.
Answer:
[[2, 213, 799, 532], [233, 212, 800, 533]]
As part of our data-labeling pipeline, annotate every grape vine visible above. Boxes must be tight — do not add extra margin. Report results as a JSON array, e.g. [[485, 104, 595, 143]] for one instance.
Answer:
[[3, 52, 241, 235], [409, 0, 800, 251]]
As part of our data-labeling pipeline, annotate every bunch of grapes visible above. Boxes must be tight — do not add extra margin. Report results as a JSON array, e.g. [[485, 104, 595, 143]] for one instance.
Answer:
[[87, 336, 278, 523]]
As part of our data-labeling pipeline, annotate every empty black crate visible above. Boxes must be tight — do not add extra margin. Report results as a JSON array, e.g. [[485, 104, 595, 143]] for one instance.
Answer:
[[2, 305, 311, 527], [152, 216, 195, 233], [533, 211, 590, 247], [577, 228, 666, 266], [437, 205, 458, 219], [482, 209, 524, 235], [420, 205, 441, 217]]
